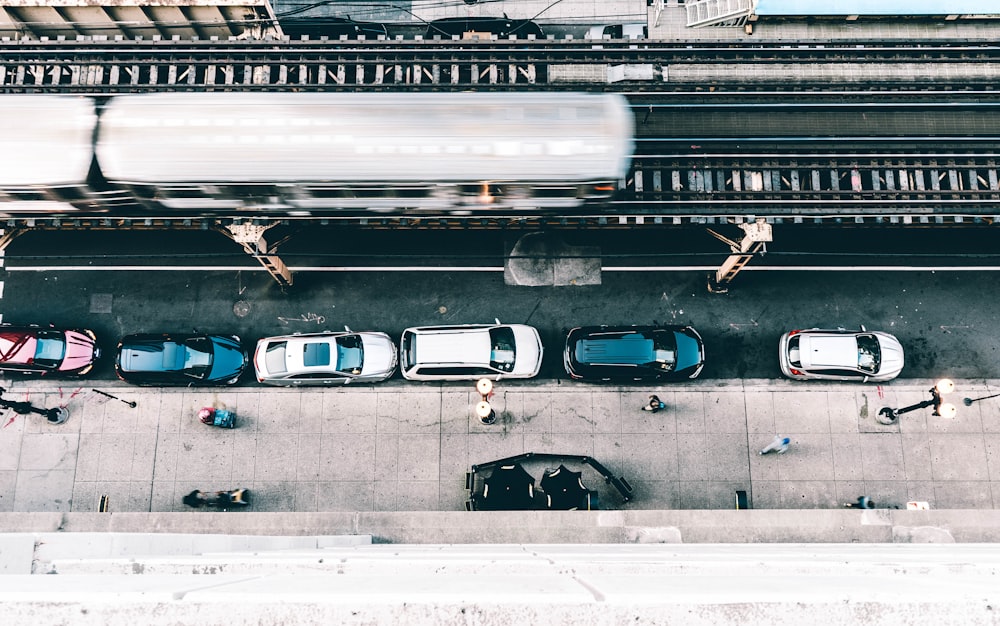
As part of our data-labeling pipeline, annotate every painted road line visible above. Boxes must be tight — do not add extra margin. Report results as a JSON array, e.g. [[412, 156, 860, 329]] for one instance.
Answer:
[[6, 265, 1000, 272]]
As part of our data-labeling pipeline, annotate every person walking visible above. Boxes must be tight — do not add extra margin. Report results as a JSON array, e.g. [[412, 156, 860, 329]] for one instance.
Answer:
[[642, 394, 666, 413], [759, 435, 791, 455], [845, 496, 875, 509]]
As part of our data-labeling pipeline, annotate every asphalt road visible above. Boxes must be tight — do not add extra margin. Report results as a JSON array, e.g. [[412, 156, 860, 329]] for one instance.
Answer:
[[1, 227, 997, 382]]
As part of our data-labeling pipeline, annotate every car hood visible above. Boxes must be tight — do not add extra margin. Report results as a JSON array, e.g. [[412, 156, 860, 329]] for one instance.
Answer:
[[876, 334, 905, 378], [360, 333, 397, 375], [207, 336, 247, 382], [58, 330, 99, 372], [673, 330, 703, 372], [510, 325, 543, 377]]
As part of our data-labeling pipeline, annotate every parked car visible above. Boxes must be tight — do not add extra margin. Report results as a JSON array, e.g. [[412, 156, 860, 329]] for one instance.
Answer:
[[778, 327, 904, 382], [115, 333, 247, 385], [400, 322, 543, 381], [0, 324, 100, 376], [253, 330, 397, 386], [563, 325, 705, 382]]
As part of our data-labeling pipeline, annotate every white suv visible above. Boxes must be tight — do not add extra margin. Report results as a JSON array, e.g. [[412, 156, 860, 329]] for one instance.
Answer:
[[400, 322, 543, 381]]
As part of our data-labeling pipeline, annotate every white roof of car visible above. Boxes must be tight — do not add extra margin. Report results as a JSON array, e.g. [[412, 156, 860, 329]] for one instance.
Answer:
[[413, 328, 492, 365], [798, 335, 858, 368]]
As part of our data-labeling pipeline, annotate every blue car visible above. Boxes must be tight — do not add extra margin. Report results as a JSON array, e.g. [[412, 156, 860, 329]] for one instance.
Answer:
[[115, 333, 247, 386], [563, 325, 705, 382]]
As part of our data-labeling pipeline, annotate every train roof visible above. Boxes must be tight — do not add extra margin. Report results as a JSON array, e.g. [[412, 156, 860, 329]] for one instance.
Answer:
[[1, 95, 96, 186], [96, 92, 634, 185]]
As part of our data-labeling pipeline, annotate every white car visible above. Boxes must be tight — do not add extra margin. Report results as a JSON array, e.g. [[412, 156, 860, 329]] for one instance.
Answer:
[[778, 327, 904, 382], [253, 330, 397, 386], [400, 322, 543, 381]]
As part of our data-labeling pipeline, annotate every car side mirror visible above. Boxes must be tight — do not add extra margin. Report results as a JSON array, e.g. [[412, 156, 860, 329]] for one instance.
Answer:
[[860, 324, 867, 331]]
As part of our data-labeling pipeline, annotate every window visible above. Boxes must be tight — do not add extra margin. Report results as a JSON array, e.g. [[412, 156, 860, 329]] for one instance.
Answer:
[[787, 335, 801, 367], [33, 332, 67, 369], [265, 341, 288, 374], [856, 334, 881, 373], [335, 335, 363, 372], [814, 368, 866, 377], [416, 366, 496, 377], [303, 342, 331, 368], [489, 327, 516, 372], [289, 372, 341, 380]]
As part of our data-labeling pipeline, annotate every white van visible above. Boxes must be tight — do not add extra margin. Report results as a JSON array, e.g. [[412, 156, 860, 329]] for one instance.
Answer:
[[400, 323, 543, 381]]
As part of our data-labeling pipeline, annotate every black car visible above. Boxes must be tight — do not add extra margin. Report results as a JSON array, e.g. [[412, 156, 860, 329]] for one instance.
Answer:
[[281, 17, 390, 40], [115, 333, 248, 386], [563, 325, 705, 382], [425, 17, 543, 39]]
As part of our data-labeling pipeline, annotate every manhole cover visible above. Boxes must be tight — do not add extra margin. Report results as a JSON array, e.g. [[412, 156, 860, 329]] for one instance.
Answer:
[[233, 301, 251, 318], [90, 294, 113, 314]]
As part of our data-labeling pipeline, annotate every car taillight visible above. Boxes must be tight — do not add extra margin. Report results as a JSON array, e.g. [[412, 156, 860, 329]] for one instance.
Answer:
[[788, 330, 801, 337], [790, 368, 803, 376]]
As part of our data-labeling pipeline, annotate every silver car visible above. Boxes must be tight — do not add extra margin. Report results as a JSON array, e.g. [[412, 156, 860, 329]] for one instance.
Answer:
[[778, 326, 904, 382], [253, 330, 397, 386], [400, 322, 543, 381]]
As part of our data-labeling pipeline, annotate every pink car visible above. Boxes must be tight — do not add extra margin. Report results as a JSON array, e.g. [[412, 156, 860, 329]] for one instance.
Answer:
[[0, 325, 100, 376]]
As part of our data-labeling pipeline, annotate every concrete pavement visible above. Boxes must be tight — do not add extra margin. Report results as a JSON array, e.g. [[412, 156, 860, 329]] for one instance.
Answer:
[[2, 378, 1000, 514]]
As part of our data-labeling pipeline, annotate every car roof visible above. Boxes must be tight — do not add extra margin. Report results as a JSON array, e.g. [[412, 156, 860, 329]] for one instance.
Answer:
[[412, 328, 491, 365], [577, 333, 653, 365], [798, 335, 859, 368]]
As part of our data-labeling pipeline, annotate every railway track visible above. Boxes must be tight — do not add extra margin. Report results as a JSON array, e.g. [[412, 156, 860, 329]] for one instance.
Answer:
[[3, 40, 1000, 92], [3, 151, 998, 222]]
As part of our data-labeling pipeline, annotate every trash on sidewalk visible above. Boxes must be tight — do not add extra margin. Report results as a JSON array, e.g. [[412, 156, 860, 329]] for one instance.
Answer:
[[906, 501, 930, 510]]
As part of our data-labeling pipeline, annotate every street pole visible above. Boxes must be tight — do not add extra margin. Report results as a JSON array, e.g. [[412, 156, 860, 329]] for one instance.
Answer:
[[877, 379, 956, 425], [963, 392, 1000, 407]]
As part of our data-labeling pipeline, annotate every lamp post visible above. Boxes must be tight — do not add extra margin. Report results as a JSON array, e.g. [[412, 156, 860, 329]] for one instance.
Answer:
[[963, 391, 1000, 407], [0, 386, 69, 425], [877, 379, 956, 425], [475, 379, 496, 425]]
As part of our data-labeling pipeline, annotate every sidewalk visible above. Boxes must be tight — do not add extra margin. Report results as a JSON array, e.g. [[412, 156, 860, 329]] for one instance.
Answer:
[[1, 379, 998, 514]]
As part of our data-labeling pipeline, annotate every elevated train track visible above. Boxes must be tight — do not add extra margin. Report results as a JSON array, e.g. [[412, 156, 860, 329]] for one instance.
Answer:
[[3, 39, 1000, 92]]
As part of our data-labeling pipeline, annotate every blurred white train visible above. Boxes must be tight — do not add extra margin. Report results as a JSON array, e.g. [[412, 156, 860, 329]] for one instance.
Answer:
[[0, 92, 634, 216]]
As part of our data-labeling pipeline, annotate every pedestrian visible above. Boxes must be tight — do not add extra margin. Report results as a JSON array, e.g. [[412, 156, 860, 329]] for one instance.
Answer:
[[845, 496, 875, 509], [642, 394, 666, 413], [182, 490, 208, 508], [759, 435, 791, 455]]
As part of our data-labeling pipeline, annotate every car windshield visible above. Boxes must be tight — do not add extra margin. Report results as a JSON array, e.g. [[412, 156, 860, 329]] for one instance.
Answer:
[[649, 331, 679, 371], [34, 331, 67, 368], [856, 334, 881, 373], [176, 337, 212, 378], [335, 335, 363, 373], [489, 327, 516, 372]]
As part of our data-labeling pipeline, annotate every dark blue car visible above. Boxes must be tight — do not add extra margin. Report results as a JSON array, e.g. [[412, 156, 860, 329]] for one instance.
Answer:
[[115, 333, 247, 386], [563, 325, 705, 382]]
